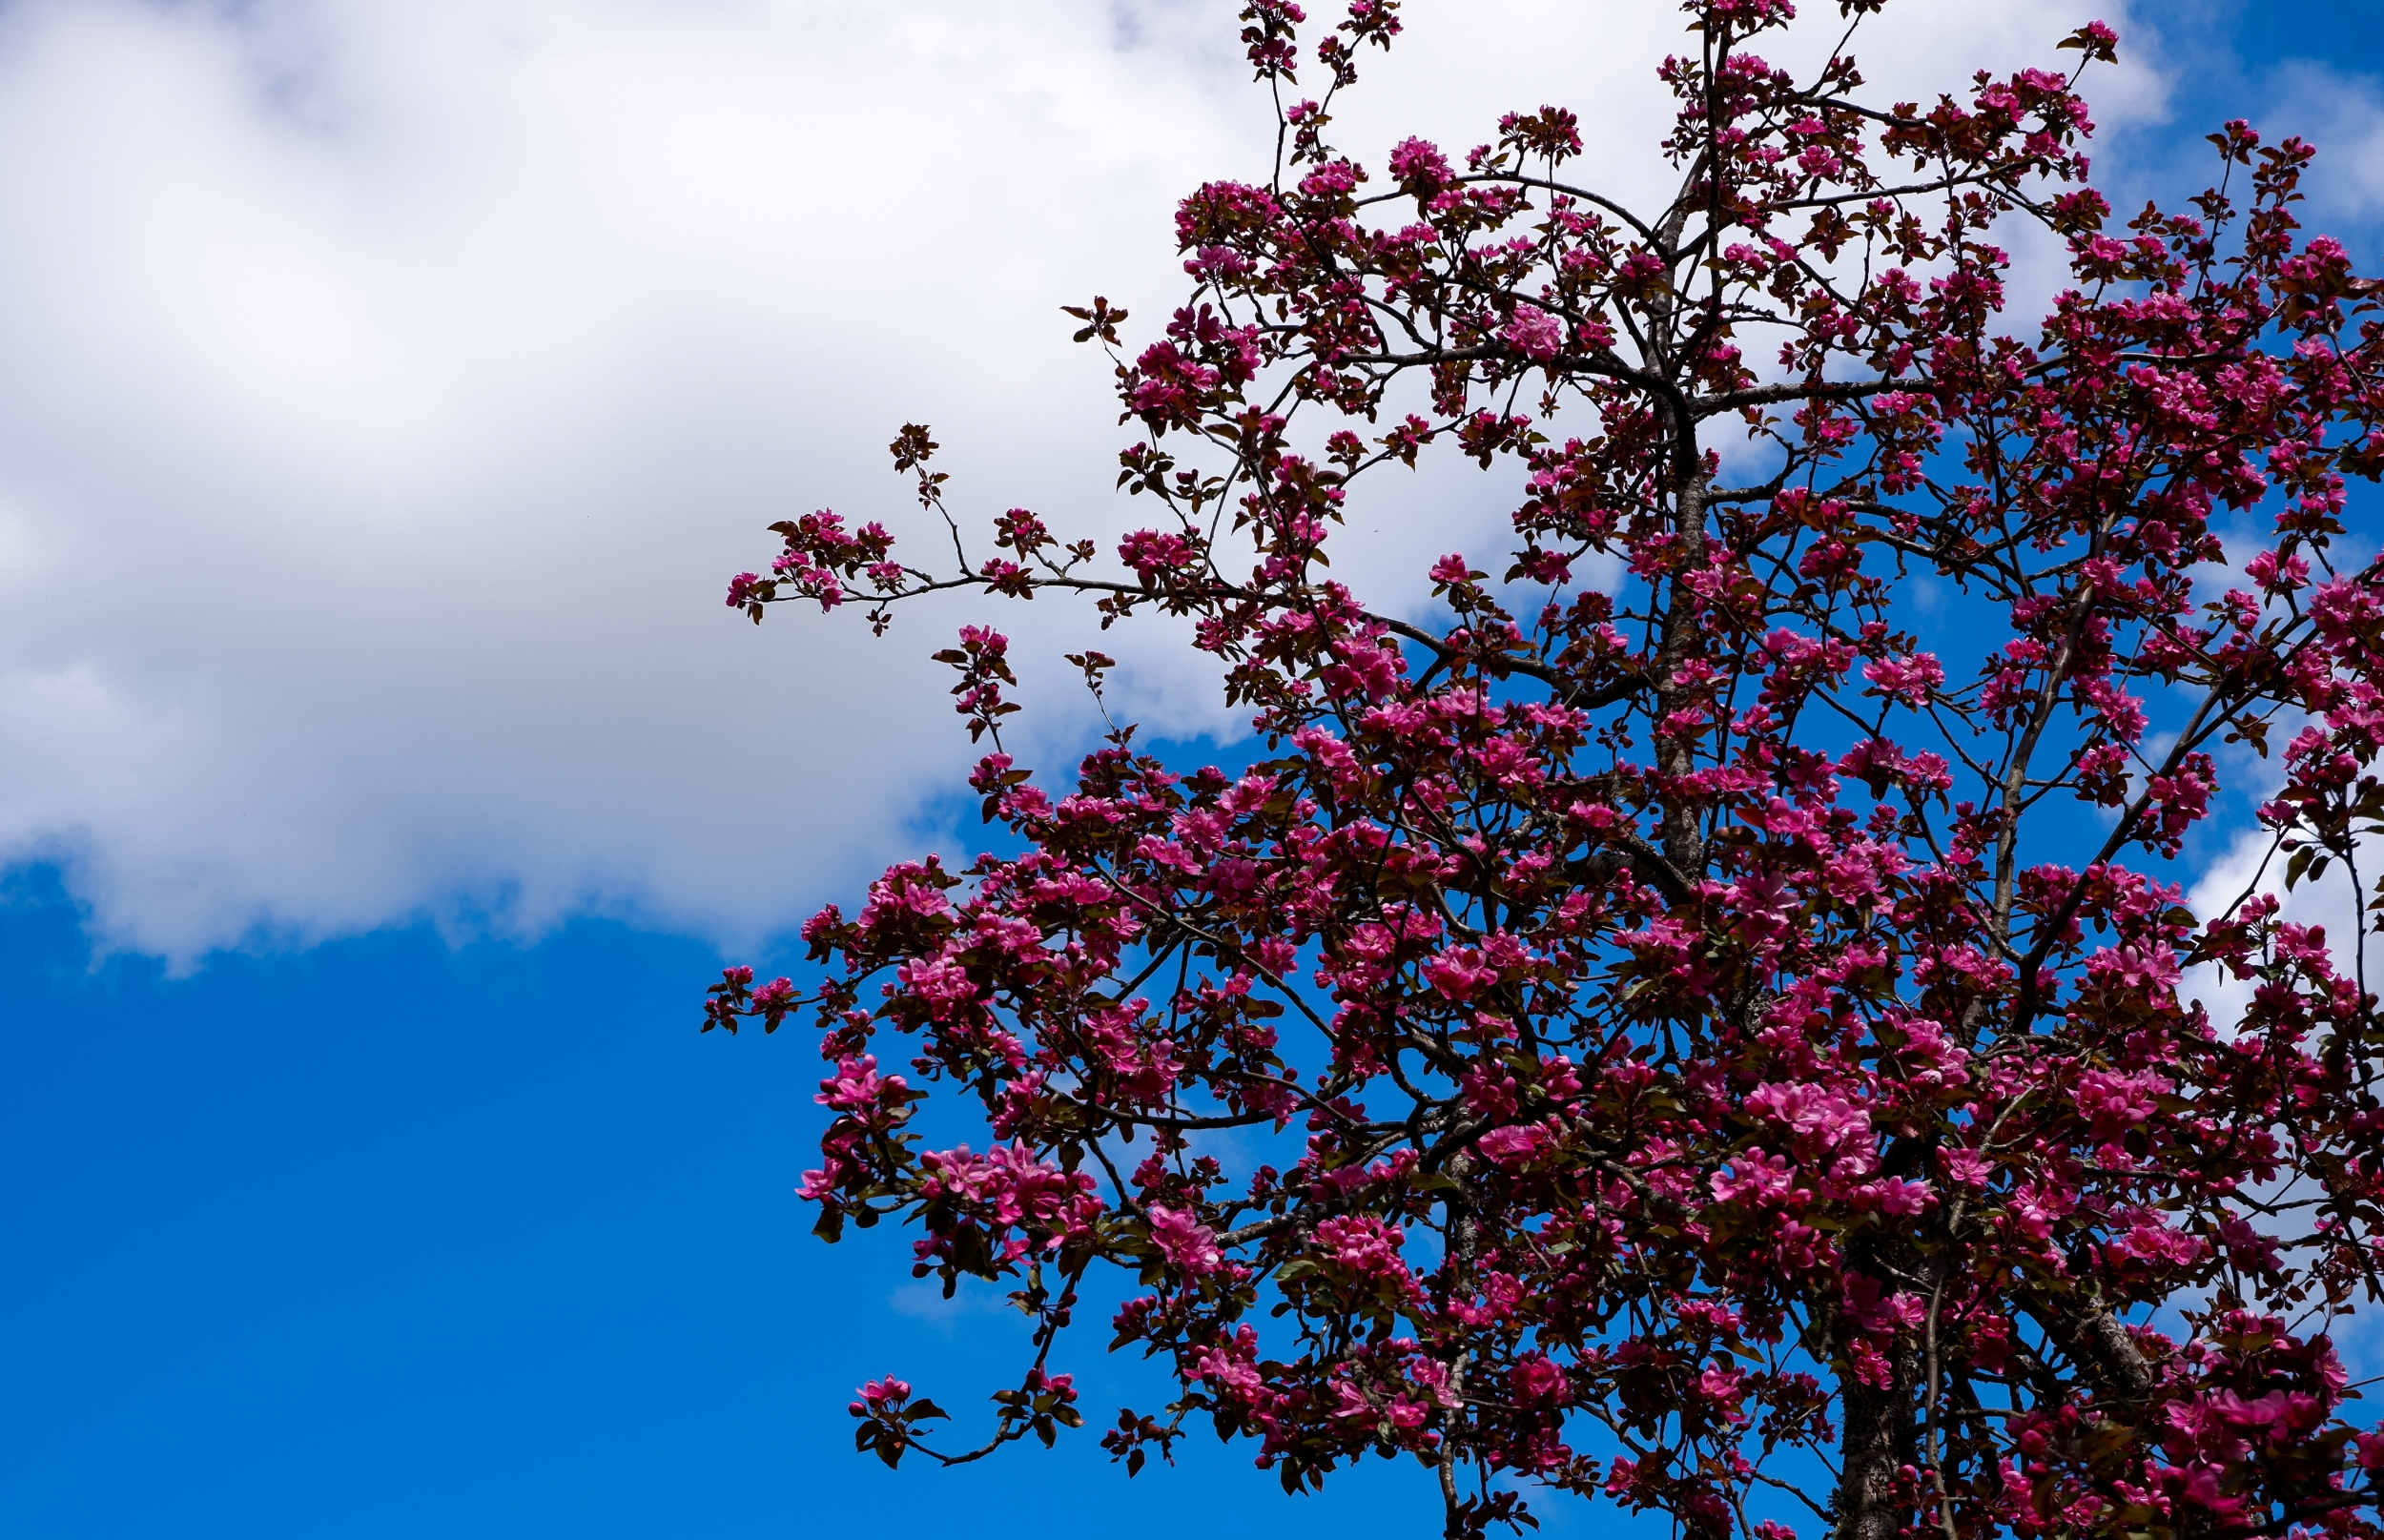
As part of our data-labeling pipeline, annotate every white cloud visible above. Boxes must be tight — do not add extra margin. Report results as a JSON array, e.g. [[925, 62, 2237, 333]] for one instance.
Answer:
[[2248, 59, 2384, 225], [884, 1276, 1021, 1335], [0, 0, 2186, 962], [2186, 814, 2383, 1033], [0, 0, 1269, 959]]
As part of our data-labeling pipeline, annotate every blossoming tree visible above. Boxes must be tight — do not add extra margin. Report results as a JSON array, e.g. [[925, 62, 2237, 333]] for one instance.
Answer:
[[707, 2, 2384, 1536]]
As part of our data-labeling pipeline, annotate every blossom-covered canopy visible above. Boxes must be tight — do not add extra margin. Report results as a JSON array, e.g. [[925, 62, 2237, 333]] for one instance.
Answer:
[[712, 4, 2384, 1537]]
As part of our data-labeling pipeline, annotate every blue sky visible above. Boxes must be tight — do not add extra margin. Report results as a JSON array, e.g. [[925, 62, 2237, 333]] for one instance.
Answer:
[[7, 1, 2384, 1535]]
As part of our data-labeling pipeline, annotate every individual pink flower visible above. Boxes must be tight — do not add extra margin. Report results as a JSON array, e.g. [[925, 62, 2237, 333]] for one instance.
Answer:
[[1477, 1122, 1549, 1168], [1148, 1205, 1222, 1276], [1499, 304, 1566, 360], [1509, 1353, 1569, 1406]]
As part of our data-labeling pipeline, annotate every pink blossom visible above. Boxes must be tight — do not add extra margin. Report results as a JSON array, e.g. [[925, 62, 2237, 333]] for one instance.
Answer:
[[1509, 1353, 1569, 1406], [1499, 304, 1566, 360], [1313, 1215, 1408, 1281], [1148, 1205, 1223, 1275], [855, 1376, 910, 1410], [1860, 651, 1943, 706], [1939, 1148, 1991, 1188], [1711, 1146, 1797, 1205], [1477, 1122, 1550, 1168]]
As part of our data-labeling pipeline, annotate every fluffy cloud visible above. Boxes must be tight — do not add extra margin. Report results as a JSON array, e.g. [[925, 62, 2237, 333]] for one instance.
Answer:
[[0, 0, 1264, 958], [0, 0, 2176, 961]]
